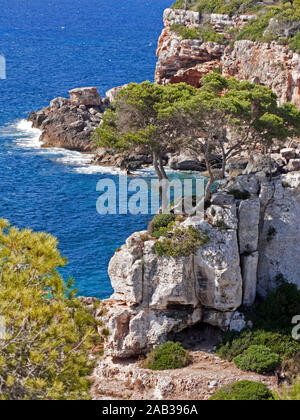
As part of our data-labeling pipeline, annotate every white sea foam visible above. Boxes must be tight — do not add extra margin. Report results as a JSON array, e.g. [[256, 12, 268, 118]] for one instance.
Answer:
[[0, 119, 124, 175], [1, 119, 203, 178]]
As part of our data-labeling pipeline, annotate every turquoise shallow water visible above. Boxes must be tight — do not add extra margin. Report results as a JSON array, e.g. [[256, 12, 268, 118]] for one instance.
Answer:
[[0, 0, 202, 299]]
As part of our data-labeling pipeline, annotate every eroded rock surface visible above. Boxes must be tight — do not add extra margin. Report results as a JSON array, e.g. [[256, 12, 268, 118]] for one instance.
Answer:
[[28, 87, 105, 152], [102, 172, 300, 358], [155, 8, 300, 109]]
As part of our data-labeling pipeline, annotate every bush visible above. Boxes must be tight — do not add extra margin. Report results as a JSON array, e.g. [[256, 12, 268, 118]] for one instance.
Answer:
[[149, 214, 176, 235], [170, 23, 226, 43], [209, 380, 274, 401], [144, 342, 190, 371], [154, 225, 210, 257], [217, 329, 300, 362], [0, 219, 102, 400], [252, 283, 300, 333], [233, 345, 281, 374], [276, 378, 300, 400]]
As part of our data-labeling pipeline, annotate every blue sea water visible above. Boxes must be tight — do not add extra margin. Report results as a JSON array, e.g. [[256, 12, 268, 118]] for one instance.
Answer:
[[0, 0, 190, 299]]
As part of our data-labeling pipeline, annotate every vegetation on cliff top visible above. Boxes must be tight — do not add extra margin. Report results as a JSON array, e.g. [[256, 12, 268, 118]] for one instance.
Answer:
[[0, 219, 103, 400], [171, 1, 300, 53]]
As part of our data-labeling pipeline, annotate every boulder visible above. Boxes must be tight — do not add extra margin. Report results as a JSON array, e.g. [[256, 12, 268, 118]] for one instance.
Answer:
[[50, 97, 69, 109], [105, 84, 128, 103], [286, 159, 300, 172], [281, 148, 296, 161], [229, 312, 253, 332], [243, 153, 279, 176], [69, 87, 101, 107], [168, 153, 205, 171]]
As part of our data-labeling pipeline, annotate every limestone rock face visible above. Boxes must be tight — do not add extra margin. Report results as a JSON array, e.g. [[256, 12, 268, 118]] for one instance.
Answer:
[[222, 40, 300, 108], [103, 206, 243, 358], [156, 9, 300, 109], [103, 172, 300, 358], [257, 174, 300, 296], [155, 25, 224, 86], [242, 252, 259, 307], [105, 84, 128, 103], [238, 198, 260, 255]]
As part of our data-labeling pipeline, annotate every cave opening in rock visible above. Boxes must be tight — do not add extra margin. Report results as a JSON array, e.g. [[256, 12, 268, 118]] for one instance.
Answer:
[[167, 322, 224, 352]]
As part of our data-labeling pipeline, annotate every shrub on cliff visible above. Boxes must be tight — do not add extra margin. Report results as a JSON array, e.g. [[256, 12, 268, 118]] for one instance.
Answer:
[[149, 213, 176, 235], [0, 219, 102, 400], [217, 329, 300, 362], [209, 380, 274, 401], [144, 341, 190, 370], [170, 24, 226, 43], [154, 225, 210, 257], [217, 282, 300, 376], [251, 283, 300, 333], [233, 345, 281, 374], [172, 0, 262, 15]]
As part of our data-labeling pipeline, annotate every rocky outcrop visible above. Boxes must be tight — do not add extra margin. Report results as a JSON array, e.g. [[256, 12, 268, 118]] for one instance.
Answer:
[[222, 41, 300, 108], [102, 171, 300, 359], [155, 27, 225, 86], [91, 352, 275, 400], [155, 8, 300, 109], [257, 172, 300, 296], [28, 87, 105, 152], [155, 9, 253, 86]]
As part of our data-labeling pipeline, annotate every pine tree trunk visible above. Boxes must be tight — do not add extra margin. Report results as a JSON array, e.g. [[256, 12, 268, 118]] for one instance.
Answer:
[[204, 155, 214, 203]]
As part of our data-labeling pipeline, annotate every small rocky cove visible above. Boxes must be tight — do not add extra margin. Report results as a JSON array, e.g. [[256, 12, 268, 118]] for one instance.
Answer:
[[27, 4, 300, 400]]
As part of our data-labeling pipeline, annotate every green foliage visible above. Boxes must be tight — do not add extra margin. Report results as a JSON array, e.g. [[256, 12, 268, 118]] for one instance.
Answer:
[[209, 380, 274, 401], [144, 341, 190, 371], [0, 219, 102, 400], [150, 214, 176, 234], [276, 378, 300, 400], [233, 345, 281, 373], [217, 329, 300, 362], [236, 3, 300, 51], [154, 225, 210, 257], [214, 219, 228, 231], [172, 1, 300, 52], [93, 81, 197, 155], [170, 24, 226, 43], [172, 0, 263, 14], [251, 283, 300, 333], [170, 24, 200, 39], [217, 283, 300, 376]]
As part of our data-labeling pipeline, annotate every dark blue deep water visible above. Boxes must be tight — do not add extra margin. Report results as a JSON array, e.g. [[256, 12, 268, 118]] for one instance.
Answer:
[[0, 0, 177, 299]]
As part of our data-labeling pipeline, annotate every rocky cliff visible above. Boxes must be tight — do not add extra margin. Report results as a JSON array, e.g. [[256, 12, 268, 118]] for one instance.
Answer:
[[102, 162, 300, 359], [155, 8, 300, 108]]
